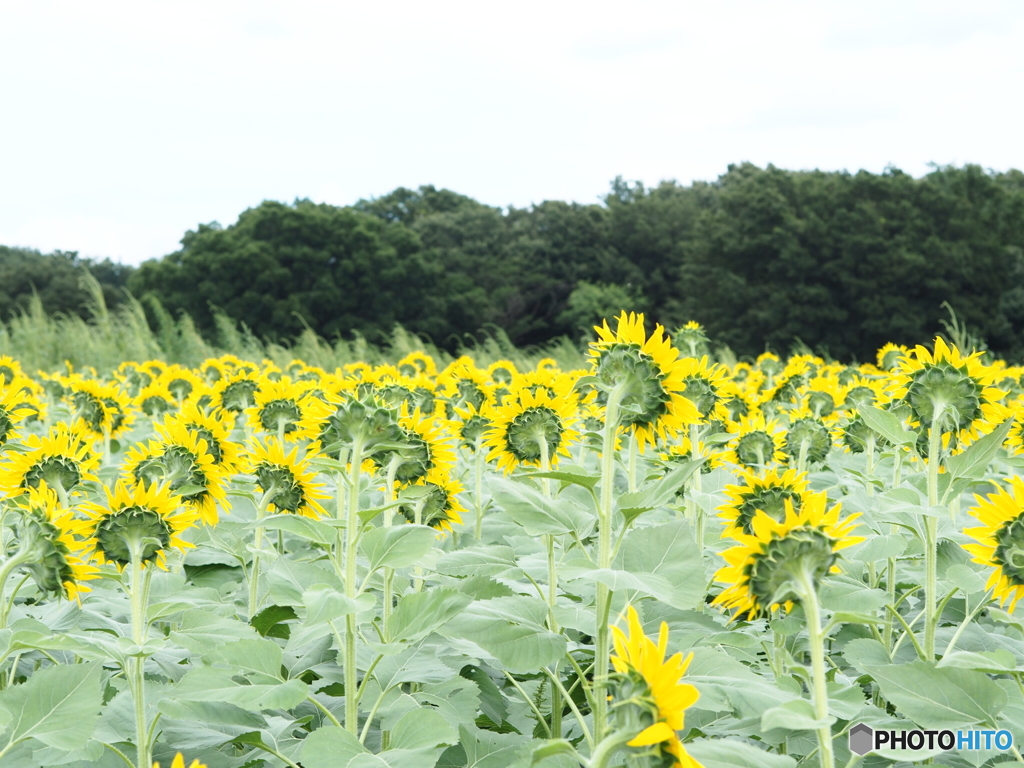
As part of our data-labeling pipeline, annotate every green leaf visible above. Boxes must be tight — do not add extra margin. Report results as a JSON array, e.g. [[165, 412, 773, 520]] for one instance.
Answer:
[[388, 588, 472, 644], [171, 668, 308, 712], [441, 597, 567, 674], [491, 477, 594, 537], [686, 738, 798, 768], [435, 546, 521, 578], [761, 699, 834, 731], [945, 419, 1013, 481], [206, 638, 285, 683], [944, 564, 988, 594], [617, 459, 704, 517], [614, 520, 705, 610], [0, 661, 102, 751], [520, 464, 599, 491], [256, 514, 337, 546], [389, 708, 458, 750], [251, 604, 298, 638], [846, 534, 907, 562], [170, 610, 259, 653], [157, 699, 268, 751], [300, 726, 368, 768], [818, 578, 890, 615], [936, 650, 1018, 673], [302, 585, 375, 626], [842, 638, 892, 673], [454, 724, 529, 768], [867, 660, 1007, 729], [858, 405, 917, 446], [361, 524, 437, 571]]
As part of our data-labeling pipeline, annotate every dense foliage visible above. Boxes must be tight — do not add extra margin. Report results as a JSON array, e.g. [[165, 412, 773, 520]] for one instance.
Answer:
[[7, 164, 1024, 361], [2, 319, 1024, 768]]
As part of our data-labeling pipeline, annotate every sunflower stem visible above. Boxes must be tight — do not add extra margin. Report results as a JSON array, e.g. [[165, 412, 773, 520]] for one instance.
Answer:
[[247, 483, 278, 619], [473, 436, 486, 541], [594, 382, 626, 743], [537, 438, 563, 739], [924, 424, 943, 660], [689, 423, 705, 554], [882, 450, 904, 650], [382, 454, 400, 639], [127, 541, 151, 768], [344, 432, 366, 734], [796, 567, 835, 768], [0, 548, 34, 630], [588, 729, 635, 768]]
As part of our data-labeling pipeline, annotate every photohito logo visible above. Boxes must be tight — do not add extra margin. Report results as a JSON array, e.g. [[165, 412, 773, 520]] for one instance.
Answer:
[[848, 724, 1014, 755]]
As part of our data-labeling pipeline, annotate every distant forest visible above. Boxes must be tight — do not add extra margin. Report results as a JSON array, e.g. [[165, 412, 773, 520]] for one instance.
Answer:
[[5, 163, 1024, 362]]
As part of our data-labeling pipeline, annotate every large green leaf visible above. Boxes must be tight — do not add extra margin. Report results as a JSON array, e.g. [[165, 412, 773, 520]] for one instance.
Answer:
[[440, 597, 566, 674], [205, 637, 285, 683], [686, 739, 798, 768], [171, 668, 308, 712], [614, 520, 706, 610], [616, 459, 704, 518], [388, 588, 472, 644], [944, 419, 1012, 482], [857, 406, 916, 446], [491, 477, 594, 537], [434, 546, 522, 578], [256, 514, 337, 546], [0, 661, 102, 752], [302, 584, 375, 626], [389, 708, 458, 750], [300, 726, 368, 768], [867, 661, 1007, 729], [361, 524, 438, 571]]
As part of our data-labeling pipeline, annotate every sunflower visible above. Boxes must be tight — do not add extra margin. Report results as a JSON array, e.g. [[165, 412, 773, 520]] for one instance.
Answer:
[[876, 342, 909, 372], [0, 355, 25, 385], [453, 400, 496, 450], [396, 468, 466, 533], [123, 423, 230, 526], [588, 312, 701, 449], [672, 320, 711, 360], [484, 384, 579, 473], [675, 356, 730, 425], [0, 383, 38, 445], [782, 409, 834, 468], [609, 605, 703, 768], [210, 369, 262, 415], [396, 350, 438, 378], [244, 439, 329, 519], [718, 468, 811, 536], [712, 491, 862, 620], [81, 480, 197, 570], [8, 482, 99, 602], [369, 405, 456, 485], [157, 366, 206, 404], [69, 377, 135, 440], [721, 412, 786, 470], [891, 336, 1004, 436], [0, 422, 100, 502], [156, 402, 242, 474], [135, 380, 177, 417], [962, 476, 1024, 610], [154, 754, 206, 768], [245, 376, 316, 440], [486, 359, 518, 386]]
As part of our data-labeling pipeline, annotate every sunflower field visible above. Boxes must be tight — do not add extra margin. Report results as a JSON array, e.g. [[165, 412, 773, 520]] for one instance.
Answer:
[[1, 312, 1024, 768]]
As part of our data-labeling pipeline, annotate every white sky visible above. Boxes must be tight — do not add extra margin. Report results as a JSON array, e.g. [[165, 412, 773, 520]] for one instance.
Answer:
[[1, 0, 1022, 266]]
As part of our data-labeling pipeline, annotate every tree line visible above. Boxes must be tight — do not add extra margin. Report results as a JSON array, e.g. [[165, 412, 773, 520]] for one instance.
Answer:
[[5, 163, 1024, 362]]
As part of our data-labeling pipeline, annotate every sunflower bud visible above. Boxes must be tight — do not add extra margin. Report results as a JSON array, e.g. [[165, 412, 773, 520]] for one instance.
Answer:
[[95, 506, 173, 567]]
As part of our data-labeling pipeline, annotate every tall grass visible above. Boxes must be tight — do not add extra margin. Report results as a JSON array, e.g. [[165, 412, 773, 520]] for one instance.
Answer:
[[0, 273, 590, 373]]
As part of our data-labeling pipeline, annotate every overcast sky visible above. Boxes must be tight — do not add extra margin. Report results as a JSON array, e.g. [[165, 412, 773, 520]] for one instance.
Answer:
[[2, 0, 1022, 266]]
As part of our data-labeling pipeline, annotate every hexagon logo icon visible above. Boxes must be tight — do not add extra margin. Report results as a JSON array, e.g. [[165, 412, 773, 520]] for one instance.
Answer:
[[849, 723, 873, 756]]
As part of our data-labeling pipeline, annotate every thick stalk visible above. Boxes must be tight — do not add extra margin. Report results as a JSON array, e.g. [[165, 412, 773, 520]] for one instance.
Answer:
[[594, 385, 625, 742], [689, 423, 704, 552], [127, 541, 154, 768], [382, 455, 400, 636], [472, 439, 486, 540], [247, 484, 278, 618], [0, 549, 33, 630], [344, 433, 366, 734], [537, 438, 562, 739], [882, 450, 904, 649], [797, 568, 834, 768], [924, 424, 942, 660]]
